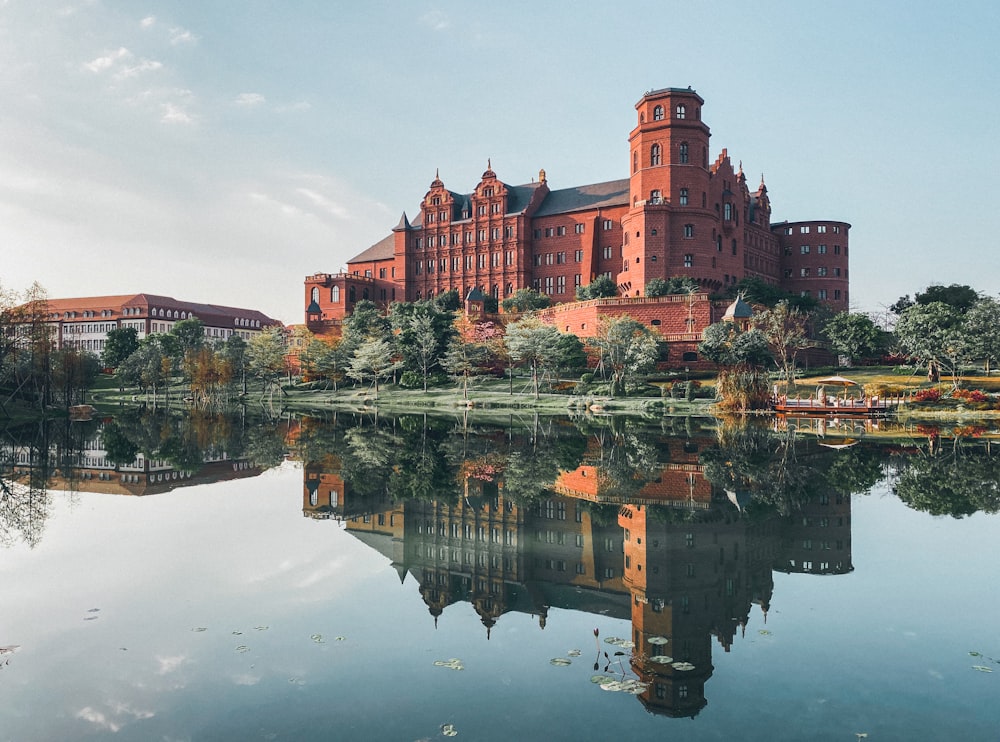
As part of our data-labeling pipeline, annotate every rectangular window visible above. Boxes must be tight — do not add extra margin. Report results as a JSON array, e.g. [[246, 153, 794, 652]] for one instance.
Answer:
[[603, 246, 612, 259], [533, 229, 541, 239], [557, 225, 566, 236], [818, 289, 828, 299], [478, 254, 487, 268], [834, 267, 841, 277], [603, 219, 613, 230], [800, 226, 810, 234], [465, 255, 473, 270], [545, 227, 554, 238], [833, 225, 841, 234], [834, 245, 841, 255], [575, 223, 585, 234], [379, 268, 386, 278], [477, 205, 486, 216], [478, 229, 487, 242], [834, 289, 841, 300], [492, 252, 500, 267], [574, 249, 583, 262], [491, 203, 500, 214], [544, 276, 553, 293], [800, 267, 810, 276], [817, 225, 827, 233], [817, 244, 827, 254], [684, 224, 694, 238], [505, 251, 513, 266], [684, 254, 693, 267], [545, 253, 554, 265], [557, 275, 566, 294], [574, 274, 582, 287], [557, 252, 565, 264], [800, 245, 810, 254], [504, 226, 513, 238], [817, 266, 827, 276]]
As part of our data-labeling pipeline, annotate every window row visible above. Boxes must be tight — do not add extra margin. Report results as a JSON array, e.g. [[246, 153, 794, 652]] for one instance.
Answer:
[[784, 225, 842, 235], [793, 245, 846, 255]]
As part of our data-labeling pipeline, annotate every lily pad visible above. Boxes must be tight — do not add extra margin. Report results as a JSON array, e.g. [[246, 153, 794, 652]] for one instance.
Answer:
[[647, 636, 669, 645], [191, 627, 208, 632], [433, 658, 464, 671], [671, 661, 695, 671], [311, 634, 325, 644], [550, 657, 572, 666], [567, 649, 582, 657], [254, 626, 269, 631], [649, 655, 674, 664], [590, 674, 614, 684], [235, 645, 249, 653], [970, 651, 982, 657], [0, 646, 20, 655], [758, 629, 772, 636], [972, 665, 994, 673], [599, 680, 624, 692], [441, 723, 458, 737], [232, 631, 243, 636], [335, 636, 346, 642], [603, 637, 622, 645]]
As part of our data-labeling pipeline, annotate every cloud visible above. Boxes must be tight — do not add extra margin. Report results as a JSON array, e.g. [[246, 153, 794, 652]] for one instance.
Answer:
[[169, 26, 197, 45], [156, 654, 188, 675], [234, 92, 266, 107], [140, 16, 156, 28], [295, 187, 350, 220], [83, 47, 131, 73], [420, 9, 450, 31], [115, 58, 164, 81], [160, 101, 195, 125], [76, 707, 121, 733]]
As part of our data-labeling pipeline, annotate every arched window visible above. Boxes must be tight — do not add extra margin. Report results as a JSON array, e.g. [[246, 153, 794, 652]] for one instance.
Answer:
[[331, 285, 340, 302], [650, 144, 661, 166], [362, 287, 369, 300], [310, 287, 319, 304], [349, 286, 356, 303], [650, 189, 662, 204], [633, 151, 638, 173], [679, 142, 689, 164], [676, 104, 686, 119], [653, 105, 664, 121]]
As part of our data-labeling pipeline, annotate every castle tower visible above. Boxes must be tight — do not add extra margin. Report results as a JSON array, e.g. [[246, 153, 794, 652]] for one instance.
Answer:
[[620, 88, 713, 296]]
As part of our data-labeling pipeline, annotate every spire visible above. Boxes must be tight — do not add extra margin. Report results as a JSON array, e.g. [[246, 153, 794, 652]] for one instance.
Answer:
[[393, 211, 412, 231]]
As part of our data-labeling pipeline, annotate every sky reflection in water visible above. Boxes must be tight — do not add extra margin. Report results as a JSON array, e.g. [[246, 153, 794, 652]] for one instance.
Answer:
[[2, 414, 999, 741]]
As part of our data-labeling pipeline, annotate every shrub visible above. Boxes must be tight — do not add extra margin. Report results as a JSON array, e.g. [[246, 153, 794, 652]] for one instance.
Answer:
[[913, 388, 943, 402]]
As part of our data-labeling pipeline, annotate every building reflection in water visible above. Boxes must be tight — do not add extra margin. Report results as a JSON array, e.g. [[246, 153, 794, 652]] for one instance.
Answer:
[[301, 421, 856, 718]]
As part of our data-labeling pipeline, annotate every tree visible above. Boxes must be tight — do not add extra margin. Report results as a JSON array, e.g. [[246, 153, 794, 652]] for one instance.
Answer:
[[501, 288, 551, 313], [698, 322, 772, 410], [116, 339, 169, 403], [102, 326, 140, 369], [726, 276, 817, 312], [220, 334, 249, 394], [753, 301, 813, 387], [591, 316, 659, 397], [915, 284, 979, 313], [504, 317, 563, 399], [346, 336, 402, 400], [299, 336, 345, 390], [440, 335, 487, 400], [170, 317, 206, 354], [555, 332, 588, 376], [646, 276, 699, 297], [894, 301, 972, 386], [247, 326, 288, 404], [575, 275, 617, 301], [962, 297, 1000, 374], [823, 312, 887, 364], [391, 300, 455, 390]]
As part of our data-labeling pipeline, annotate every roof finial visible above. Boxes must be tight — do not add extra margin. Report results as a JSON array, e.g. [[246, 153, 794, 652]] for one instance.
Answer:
[[436, 167, 439, 179], [487, 157, 491, 170]]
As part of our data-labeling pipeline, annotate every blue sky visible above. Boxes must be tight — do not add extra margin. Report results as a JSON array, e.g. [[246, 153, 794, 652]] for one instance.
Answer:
[[2, 0, 998, 324]]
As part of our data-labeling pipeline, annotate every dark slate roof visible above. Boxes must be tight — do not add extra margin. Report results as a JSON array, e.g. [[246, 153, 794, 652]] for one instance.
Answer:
[[505, 182, 545, 214], [349, 233, 395, 263], [533, 179, 630, 217]]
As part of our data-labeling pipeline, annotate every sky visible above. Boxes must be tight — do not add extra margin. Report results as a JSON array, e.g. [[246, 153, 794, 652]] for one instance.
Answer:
[[1, 0, 999, 326]]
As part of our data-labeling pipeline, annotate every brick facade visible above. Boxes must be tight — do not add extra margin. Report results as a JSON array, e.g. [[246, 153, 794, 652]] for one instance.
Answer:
[[306, 86, 850, 336]]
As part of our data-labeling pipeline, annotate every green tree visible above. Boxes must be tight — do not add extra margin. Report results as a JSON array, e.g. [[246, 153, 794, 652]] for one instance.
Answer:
[[591, 316, 659, 397], [391, 300, 455, 390], [220, 334, 249, 395], [501, 288, 551, 313], [102, 326, 140, 369], [915, 284, 980, 313], [555, 332, 588, 376], [823, 312, 887, 364], [963, 297, 1000, 374], [170, 317, 206, 354], [346, 336, 402, 400], [247, 326, 288, 404], [753, 300, 813, 387], [504, 317, 563, 399], [894, 301, 971, 386], [646, 276, 700, 297], [440, 334, 487, 400], [575, 274, 617, 301], [698, 322, 772, 410], [727, 276, 817, 311]]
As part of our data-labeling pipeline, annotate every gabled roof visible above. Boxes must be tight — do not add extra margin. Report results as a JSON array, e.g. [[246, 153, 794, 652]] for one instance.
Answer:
[[348, 233, 395, 263], [533, 179, 630, 216]]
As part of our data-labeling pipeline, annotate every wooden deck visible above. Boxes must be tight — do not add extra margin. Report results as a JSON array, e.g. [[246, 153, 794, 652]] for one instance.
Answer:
[[772, 396, 890, 416]]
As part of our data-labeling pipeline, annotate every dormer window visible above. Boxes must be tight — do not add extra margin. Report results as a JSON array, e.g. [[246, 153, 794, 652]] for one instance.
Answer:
[[653, 105, 664, 121], [483, 187, 494, 197], [432, 196, 441, 205]]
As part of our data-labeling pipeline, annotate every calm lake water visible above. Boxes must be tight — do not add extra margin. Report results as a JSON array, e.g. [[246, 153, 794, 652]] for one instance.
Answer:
[[2, 411, 999, 741]]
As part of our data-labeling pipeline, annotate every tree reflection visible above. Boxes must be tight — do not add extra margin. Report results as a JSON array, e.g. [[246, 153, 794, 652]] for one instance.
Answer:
[[893, 438, 1000, 517]]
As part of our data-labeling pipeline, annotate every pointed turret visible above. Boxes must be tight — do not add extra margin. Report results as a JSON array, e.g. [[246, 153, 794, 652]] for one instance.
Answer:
[[393, 211, 412, 231]]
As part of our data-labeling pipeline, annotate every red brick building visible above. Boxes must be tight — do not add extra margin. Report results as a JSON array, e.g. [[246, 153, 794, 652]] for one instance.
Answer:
[[305, 86, 850, 333]]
